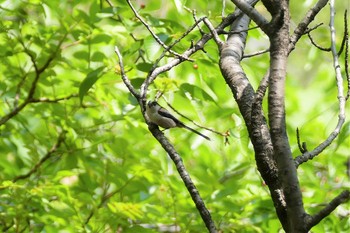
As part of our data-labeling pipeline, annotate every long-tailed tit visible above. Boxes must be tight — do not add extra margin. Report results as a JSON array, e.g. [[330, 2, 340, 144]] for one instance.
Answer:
[[146, 101, 210, 140]]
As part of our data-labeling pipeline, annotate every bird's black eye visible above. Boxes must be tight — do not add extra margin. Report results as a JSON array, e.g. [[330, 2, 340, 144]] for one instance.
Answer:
[[147, 101, 156, 107]]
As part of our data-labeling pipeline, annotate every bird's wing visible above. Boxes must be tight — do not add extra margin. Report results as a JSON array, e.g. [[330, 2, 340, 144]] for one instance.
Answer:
[[157, 108, 183, 126], [158, 105, 210, 140]]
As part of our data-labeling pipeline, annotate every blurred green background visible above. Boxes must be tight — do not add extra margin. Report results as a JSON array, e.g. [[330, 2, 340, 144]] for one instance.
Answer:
[[0, 0, 349, 232]]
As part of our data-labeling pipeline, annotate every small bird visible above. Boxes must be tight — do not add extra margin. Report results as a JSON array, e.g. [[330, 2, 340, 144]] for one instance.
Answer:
[[146, 101, 210, 140]]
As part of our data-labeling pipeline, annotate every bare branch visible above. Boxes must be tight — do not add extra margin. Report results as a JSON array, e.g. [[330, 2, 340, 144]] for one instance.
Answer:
[[220, 4, 289, 225], [243, 48, 269, 58], [218, 25, 259, 35], [189, 8, 205, 35], [147, 125, 217, 232], [296, 128, 308, 153], [203, 18, 224, 47], [152, 16, 205, 69], [337, 10, 348, 56], [308, 31, 331, 51], [343, 11, 350, 100], [30, 94, 78, 103], [14, 73, 28, 108], [125, 0, 190, 61], [221, 0, 226, 19], [289, 0, 329, 52], [305, 190, 350, 231], [139, 0, 259, 100], [346, 41, 350, 99], [295, 0, 346, 167], [114, 46, 140, 99], [12, 131, 66, 182], [140, 27, 211, 100], [303, 23, 324, 34]]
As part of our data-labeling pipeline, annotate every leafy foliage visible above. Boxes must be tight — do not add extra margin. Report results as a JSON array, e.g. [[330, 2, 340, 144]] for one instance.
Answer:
[[0, 0, 349, 232]]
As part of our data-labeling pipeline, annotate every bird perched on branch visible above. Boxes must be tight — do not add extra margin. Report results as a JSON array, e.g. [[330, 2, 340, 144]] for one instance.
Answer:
[[146, 101, 210, 141]]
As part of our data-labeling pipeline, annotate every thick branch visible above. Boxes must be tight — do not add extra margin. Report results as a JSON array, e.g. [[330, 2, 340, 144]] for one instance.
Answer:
[[218, 4, 289, 229], [267, 1, 307, 231], [251, 71, 289, 229]]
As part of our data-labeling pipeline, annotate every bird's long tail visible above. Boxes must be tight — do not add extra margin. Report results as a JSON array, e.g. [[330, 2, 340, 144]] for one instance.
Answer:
[[182, 124, 210, 141]]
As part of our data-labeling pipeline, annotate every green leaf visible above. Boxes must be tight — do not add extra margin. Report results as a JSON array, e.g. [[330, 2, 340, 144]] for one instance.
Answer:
[[73, 51, 89, 60], [91, 34, 112, 44], [180, 83, 215, 102], [136, 62, 153, 72], [79, 67, 105, 104], [130, 77, 144, 89], [91, 51, 106, 61], [107, 202, 143, 220]]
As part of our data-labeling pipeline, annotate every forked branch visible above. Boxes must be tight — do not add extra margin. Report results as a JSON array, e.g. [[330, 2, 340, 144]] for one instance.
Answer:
[[305, 190, 350, 230], [295, 0, 347, 167]]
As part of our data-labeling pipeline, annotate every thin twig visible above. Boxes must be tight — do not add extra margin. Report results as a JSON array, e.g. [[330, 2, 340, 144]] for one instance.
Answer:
[[105, 0, 113, 7], [114, 46, 140, 99], [30, 94, 78, 103], [222, 0, 226, 19], [243, 48, 269, 58], [14, 73, 29, 108], [306, 190, 350, 230], [140, 28, 209, 100], [308, 32, 331, 51], [12, 131, 66, 182], [0, 33, 67, 126], [164, 99, 226, 137], [139, 0, 257, 100], [203, 18, 224, 47], [218, 25, 259, 34], [289, 0, 329, 52], [303, 23, 324, 34], [253, 70, 269, 105], [343, 11, 350, 100], [152, 16, 205, 69], [337, 10, 348, 56], [190, 9, 205, 35], [141, 16, 225, 100], [295, 0, 346, 167], [296, 128, 308, 153], [125, 0, 190, 61]]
